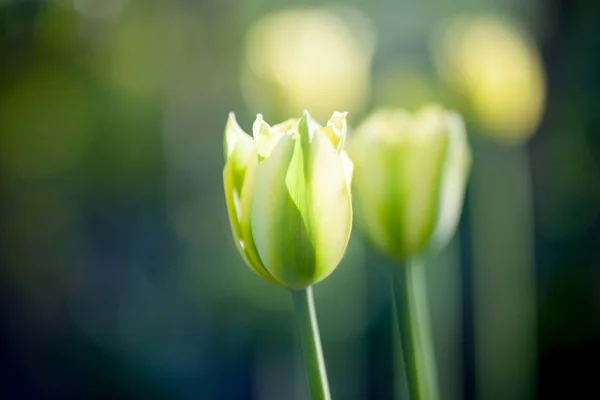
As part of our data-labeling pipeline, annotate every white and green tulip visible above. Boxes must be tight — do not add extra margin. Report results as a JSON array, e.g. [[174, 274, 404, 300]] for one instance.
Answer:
[[349, 105, 471, 259], [349, 104, 471, 400], [223, 110, 353, 289]]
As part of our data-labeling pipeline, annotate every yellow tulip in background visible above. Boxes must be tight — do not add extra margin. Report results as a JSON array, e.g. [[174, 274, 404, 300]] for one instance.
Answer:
[[349, 105, 471, 400], [433, 16, 545, 399], [223, 110, 354, 400], [349, 105, 471, 259], [241, 7, 375, 122], [433, 15, 546, 142]]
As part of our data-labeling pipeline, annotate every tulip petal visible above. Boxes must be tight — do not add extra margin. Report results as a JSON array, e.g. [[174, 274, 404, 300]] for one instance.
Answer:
[[431, 112, 471, 248], [251, 133, 316, 288], [340, 150, 354, 188], [350, 135, 400, 255], [223, 113, 280, 284], [223, 113, 255, 250], [237, 153, 282, 284], [393, 112, 449, 256], [272, 118, 298, 134], [223, 160, 248, 261], [321, 111, 348, 153], [306, 130, 353, 282], [224, 113, 253, 163], [253, 114, 284, 159]]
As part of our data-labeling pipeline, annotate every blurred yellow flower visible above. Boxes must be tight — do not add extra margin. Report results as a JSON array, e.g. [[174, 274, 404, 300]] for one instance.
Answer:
[[433, 16, 546, 142], [241, 7, 375, 122]]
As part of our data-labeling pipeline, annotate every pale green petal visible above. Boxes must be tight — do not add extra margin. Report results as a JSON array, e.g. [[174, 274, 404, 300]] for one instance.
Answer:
[[306, 129, 353, 283], [349, 136, 399, 256], [340, 150, 354, 188], [223, 160, 249, 264], [251, 133, 317, 288], [320, 111, 348, 153], [271, 118, 298, 134], [222, 113, 255, 249], [304, 109, 323, 138], [224, 112, 254, 162], [393, 118, 449, 256], [358, 108, 411, 143], [229, 152, 280, 284], [431, 112, 471, 249], [328, 111, 348, 132], [223, 113, 255, 202], [253, 114, 284, 159], [224, 147, 279, 284]]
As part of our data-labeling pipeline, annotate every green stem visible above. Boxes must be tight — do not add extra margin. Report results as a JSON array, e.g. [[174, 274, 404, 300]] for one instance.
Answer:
[[291, 286, 331, 400], [392, 258, 439, 400]]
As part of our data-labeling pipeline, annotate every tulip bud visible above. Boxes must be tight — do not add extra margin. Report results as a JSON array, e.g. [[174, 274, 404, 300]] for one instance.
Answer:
[[223, 111, 353, 289], [349, 105, 471, 259]]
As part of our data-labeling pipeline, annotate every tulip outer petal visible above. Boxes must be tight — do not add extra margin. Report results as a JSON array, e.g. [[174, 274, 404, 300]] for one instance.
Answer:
[[253, 114, 284, 159], [251, 133, 316, 288], [238, 153, 282, 284], [321, 111, 348, 153], [431, 112, 472, 249], [306, 129, 353, 282], [225, 113, 253, 162]]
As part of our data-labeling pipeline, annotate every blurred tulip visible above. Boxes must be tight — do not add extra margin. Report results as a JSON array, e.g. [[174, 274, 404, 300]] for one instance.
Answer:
[[349, 105, 471, 259], [433, 16, 544, 399], [433, 16, 546, 142], [223, 111, 353, 289], [241, 7, 375, 122]]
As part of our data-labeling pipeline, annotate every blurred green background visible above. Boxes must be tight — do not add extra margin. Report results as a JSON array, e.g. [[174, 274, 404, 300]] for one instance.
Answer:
[[1, 0, 599, 399]]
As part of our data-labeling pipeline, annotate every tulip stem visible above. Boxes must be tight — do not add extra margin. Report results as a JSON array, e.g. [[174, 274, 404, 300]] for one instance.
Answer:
[[392, 258, 439, 400], [291, 286, 331, 400]]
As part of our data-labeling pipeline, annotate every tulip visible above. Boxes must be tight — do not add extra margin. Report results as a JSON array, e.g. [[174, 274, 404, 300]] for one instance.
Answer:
[[223, 110, 354, 400], [433, 15, 545, 142], [349, 105, 471, 400], [223, 110, 353, 289], [349, 105, 471, 259]]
